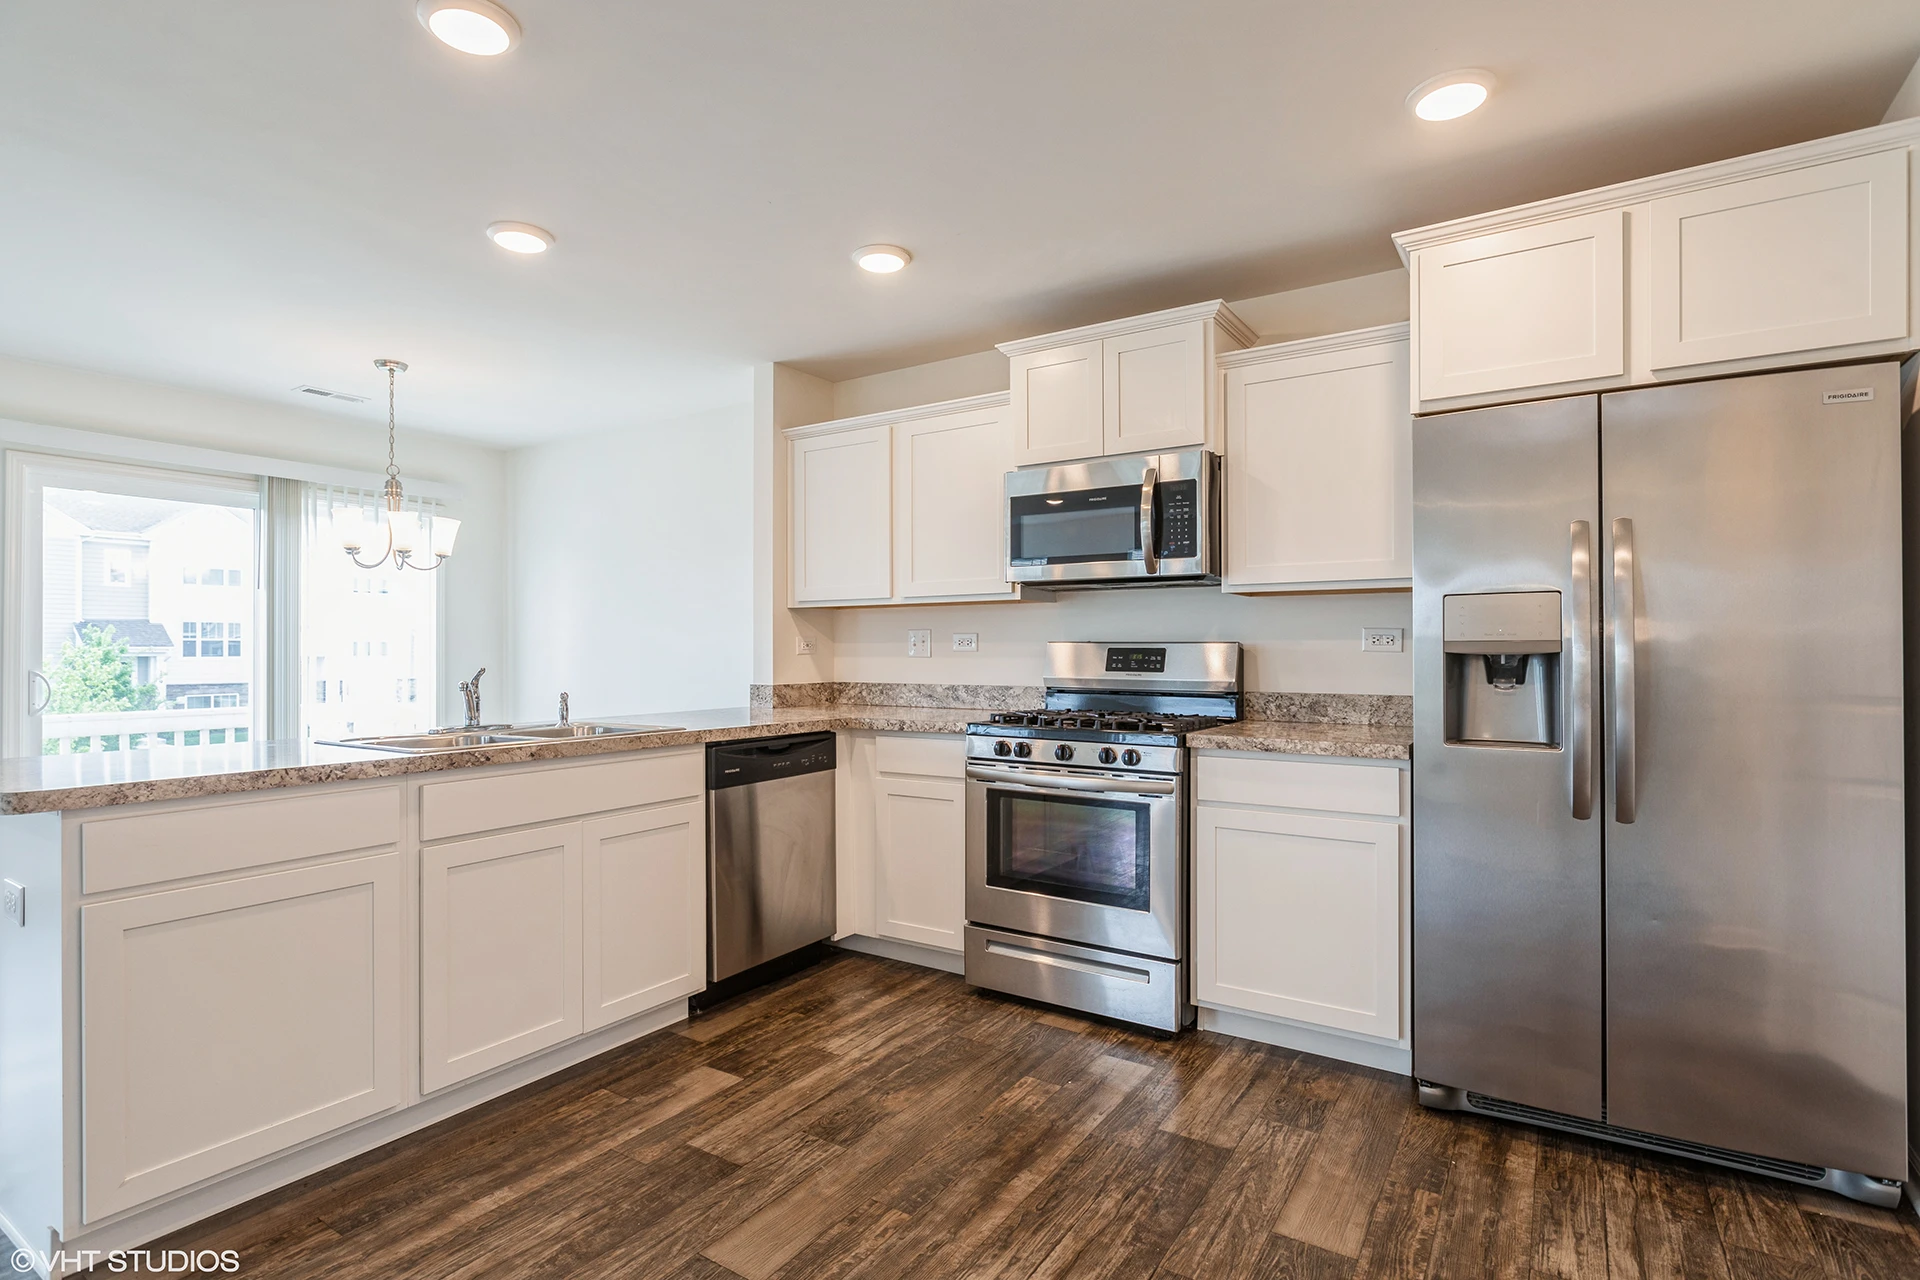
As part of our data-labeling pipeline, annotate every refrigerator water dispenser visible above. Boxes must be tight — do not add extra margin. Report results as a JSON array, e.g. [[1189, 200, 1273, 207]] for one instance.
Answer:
[[1442, 591, 1561, 747]]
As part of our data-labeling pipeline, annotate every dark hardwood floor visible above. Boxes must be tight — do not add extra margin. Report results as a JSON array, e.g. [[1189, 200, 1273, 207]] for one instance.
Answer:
[[153, 952, 1920, 1279]]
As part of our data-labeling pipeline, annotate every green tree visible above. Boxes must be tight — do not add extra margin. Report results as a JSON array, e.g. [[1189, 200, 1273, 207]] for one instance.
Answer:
[[46, 624, 159, 714]]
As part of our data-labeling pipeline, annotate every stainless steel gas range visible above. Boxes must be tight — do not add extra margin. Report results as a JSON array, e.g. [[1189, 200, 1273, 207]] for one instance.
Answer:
[[962, 640, 1243, 1033]]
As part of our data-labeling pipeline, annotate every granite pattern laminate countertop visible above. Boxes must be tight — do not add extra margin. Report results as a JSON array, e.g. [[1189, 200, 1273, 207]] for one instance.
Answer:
[[1187, 719, 1413, 760], [0, 701, 1413, 814]]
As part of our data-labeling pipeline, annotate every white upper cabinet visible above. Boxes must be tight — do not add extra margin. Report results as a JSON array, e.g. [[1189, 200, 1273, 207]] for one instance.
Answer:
[[1103, 320, 1208, 455], [998, 301, 1255, 465], [1008, 339, 1104, 464], [1412, 210, 1626, 404], [1649, 148, 1910, 369], [1221, 325, 1411, 592], [1396, 119, 1920, 413], [788, 393, 1019, 608], [789, 424, 892, 605], [894, 398, 1017, 600]]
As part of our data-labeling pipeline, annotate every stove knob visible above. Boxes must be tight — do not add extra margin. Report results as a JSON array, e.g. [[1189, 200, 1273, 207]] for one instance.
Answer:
[[1054, 744, 1075, 762], [1013, 742, 1032, 758], [992, 740, 1013, 757], [1121, 749, 1142, 767], [1098, 747, 1118, 765]]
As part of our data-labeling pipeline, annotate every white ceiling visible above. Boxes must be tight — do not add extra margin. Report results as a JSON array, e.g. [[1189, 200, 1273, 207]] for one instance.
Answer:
[[2, 2, 1915, 446]]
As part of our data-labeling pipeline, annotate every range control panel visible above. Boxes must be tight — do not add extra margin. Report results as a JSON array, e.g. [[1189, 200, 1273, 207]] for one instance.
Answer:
[[1105, 646, 1167, 674]]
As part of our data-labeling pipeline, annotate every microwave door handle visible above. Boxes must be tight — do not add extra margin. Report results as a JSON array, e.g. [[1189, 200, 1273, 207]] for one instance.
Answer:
[[1138, 464, 1159, 574]]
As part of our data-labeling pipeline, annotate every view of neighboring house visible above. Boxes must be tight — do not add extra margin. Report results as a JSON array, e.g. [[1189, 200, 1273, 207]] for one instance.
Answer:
[[40, 489, 256, 750], [38, 488, 439, 753]]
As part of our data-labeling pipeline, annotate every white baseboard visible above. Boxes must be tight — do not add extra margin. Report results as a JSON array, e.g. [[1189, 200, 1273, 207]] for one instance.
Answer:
[[1199, 1005, 1412, 1076], [22, 999, 690, 1278], [832, 934, 965, 975]]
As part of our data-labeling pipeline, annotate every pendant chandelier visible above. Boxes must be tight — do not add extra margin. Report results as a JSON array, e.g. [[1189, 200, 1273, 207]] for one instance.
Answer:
[[338, 359, 459, 571]]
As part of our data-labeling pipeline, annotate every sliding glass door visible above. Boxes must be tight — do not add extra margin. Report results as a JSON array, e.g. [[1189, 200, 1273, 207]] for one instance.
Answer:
[[5, 455, 264, 757]]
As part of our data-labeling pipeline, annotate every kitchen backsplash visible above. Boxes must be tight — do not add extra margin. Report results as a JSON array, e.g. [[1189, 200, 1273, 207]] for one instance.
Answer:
[[753, 682, 1411, 725]]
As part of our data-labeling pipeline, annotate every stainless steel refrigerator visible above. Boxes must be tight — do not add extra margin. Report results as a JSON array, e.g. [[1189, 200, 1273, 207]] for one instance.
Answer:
[[1412, 361, 1908, 1207]]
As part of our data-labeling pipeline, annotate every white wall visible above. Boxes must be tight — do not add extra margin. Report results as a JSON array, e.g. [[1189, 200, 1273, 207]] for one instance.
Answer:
[[829, 591, 1410, 695], [0, 354, 509, 725], [774, 269, 1416, 696], [508, 403, 754, 720]]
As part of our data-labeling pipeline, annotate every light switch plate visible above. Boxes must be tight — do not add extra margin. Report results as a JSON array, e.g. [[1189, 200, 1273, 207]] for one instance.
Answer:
[[907, 629, 931, 658], [2, 879, 22, 927], [1362, 627, 1404, 653], [952, 633, 979, 653]]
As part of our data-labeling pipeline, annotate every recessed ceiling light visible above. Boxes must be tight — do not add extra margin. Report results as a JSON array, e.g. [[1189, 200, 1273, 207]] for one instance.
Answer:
[[1408, 70, 1494, 122], [853, 244, 912, 274], [486, 221, 553, 254], [416, 0, 521, 56]]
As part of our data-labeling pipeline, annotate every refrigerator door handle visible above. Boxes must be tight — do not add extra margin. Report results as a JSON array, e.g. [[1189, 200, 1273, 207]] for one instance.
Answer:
[[1568, 521, 1595, 820], [1611, 516, 1639, 823]]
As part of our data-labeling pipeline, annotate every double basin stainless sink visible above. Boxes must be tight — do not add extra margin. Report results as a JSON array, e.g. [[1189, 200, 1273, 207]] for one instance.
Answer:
[[324, 721, 682, 754]]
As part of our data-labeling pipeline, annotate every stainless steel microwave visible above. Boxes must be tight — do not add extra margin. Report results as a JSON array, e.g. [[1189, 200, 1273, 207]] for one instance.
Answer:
[[1005, 449, 1220, 587]]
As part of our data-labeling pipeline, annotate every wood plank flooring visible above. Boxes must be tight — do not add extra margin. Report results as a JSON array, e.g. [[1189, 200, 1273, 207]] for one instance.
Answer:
[[150, 953, 1920, 1279]]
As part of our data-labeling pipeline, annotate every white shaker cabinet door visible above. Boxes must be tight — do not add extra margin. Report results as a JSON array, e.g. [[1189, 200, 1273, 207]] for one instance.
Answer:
[[873, 775, 966, 952], [1414, 209, 1626, 405], [582, 800, 706, 1032], [1010, 339, 1104, 465], [1193, 804, 1401, 1040], [1103, 319, 1208, 456], [1223, 331, 1411, 590], [421, 823, 584, 1093], [790, 425, 893, 604], [1650, 148, 1910, 369], [894, 403, 1017, 599], [80, 853, 405, 1221]]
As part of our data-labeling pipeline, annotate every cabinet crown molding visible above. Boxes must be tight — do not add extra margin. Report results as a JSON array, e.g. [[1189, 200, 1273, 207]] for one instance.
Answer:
[[1215, 322, 1410, 369], [995, 299, 1257, 357], [1391, 117, 1920, 260], [782, 390, 1010, 440]]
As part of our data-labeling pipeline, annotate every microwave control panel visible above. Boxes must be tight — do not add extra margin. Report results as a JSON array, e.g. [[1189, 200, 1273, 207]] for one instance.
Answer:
[[1157, 480, 1199, 558]]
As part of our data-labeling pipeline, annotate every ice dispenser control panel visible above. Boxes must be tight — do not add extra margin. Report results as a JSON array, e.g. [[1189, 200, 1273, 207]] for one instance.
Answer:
[[1442, 591, 1562, 748]]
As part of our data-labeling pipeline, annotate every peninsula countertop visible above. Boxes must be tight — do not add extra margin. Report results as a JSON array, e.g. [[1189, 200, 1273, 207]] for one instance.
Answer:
[[0, 706, 1411, 815]]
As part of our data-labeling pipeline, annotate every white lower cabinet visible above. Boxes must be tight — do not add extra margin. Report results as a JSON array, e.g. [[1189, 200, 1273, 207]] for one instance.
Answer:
[[582, 800, 705, 1031], [80, 853, 406, 1221], [1193, 756, 1407, 1048], [421, 823, 585, 1093], [874, 775, 966, 951]]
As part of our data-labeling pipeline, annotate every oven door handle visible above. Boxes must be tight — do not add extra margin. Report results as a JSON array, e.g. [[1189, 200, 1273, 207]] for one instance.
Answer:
[[965, 764, 1177, 797]]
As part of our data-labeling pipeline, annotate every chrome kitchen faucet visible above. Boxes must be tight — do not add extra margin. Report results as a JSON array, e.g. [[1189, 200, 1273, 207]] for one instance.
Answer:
[[459, 668, 486, 729]]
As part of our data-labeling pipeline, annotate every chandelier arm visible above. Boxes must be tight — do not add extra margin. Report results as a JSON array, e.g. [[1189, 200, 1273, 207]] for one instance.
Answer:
[[395, 550, 450, 572], [344, 512, 396, 569]]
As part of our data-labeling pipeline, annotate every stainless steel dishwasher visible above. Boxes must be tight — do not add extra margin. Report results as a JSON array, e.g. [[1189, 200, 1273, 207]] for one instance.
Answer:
[[697, 732, 836, 1007]]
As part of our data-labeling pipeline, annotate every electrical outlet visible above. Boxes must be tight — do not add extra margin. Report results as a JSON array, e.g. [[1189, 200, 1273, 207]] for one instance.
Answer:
[[952, 633, 979, 653], [793, 635, 815, 656], [1362, 627, 1404, 653], [2, 879, 22, 928], [907, 629, 931, 658]]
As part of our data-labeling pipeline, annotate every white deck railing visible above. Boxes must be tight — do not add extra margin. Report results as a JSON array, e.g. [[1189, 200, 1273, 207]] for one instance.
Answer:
[[43, 707, 253, 754]]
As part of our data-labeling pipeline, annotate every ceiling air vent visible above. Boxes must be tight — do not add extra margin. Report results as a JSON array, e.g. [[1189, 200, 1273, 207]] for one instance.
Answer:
[[292, 385, 370, 404]]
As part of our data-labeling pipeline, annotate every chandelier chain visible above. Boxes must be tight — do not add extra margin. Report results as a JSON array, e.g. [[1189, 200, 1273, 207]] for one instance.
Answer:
[[386, 364, 399, 483]]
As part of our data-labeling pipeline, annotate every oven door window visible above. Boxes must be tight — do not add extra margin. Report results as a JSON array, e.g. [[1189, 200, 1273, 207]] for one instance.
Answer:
[[985, 789, 1152, 911], [1008, 485, 1142, 566]]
